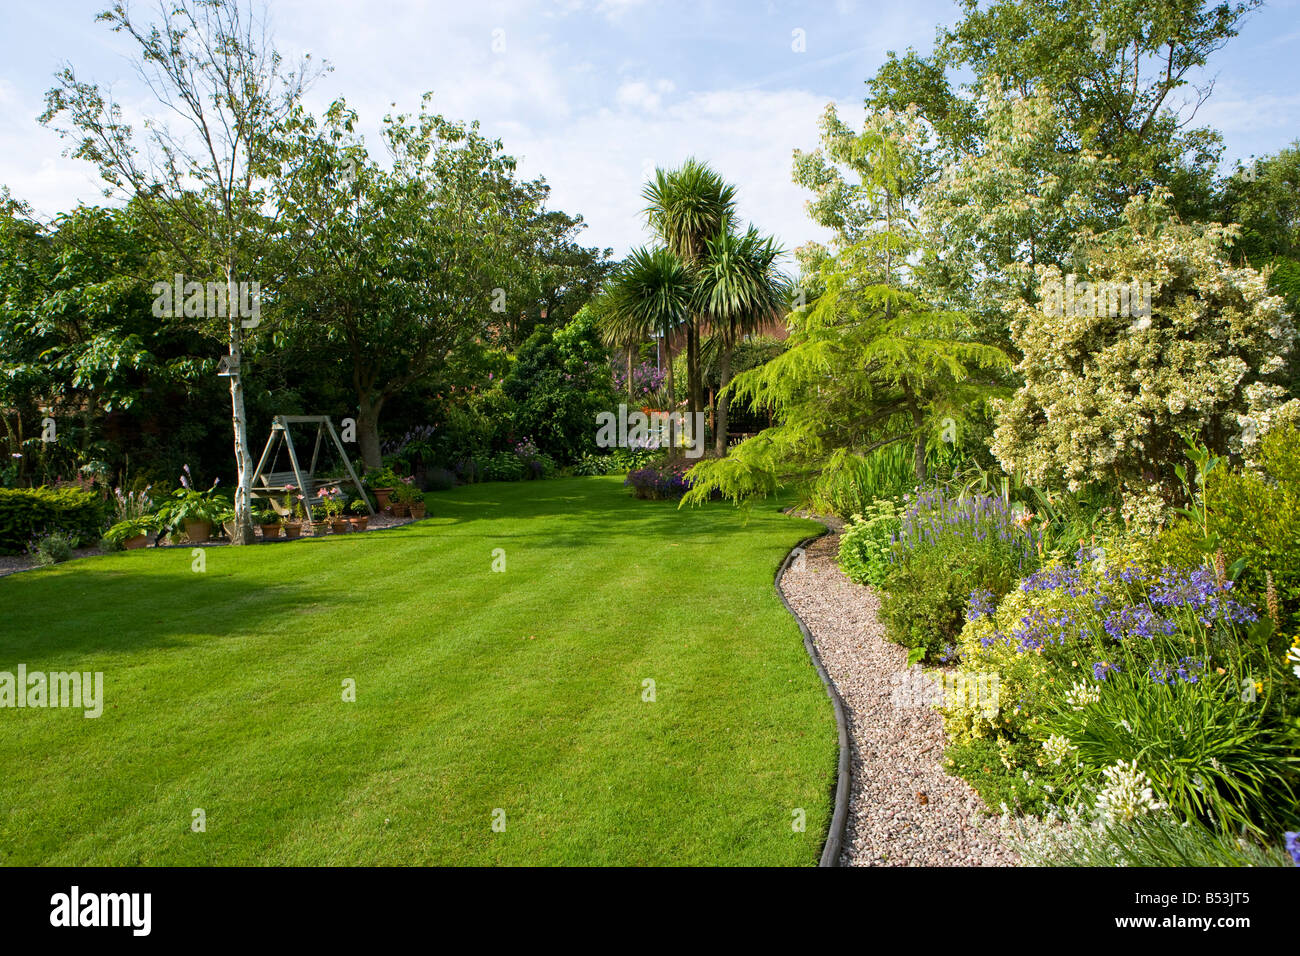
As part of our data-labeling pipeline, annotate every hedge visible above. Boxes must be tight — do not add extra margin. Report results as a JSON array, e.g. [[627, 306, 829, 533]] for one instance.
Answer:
[[0, 487, 108, 554]]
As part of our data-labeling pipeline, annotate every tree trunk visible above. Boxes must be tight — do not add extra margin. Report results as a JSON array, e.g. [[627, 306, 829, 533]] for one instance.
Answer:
[[357, 393, 385, 470], [907, 392, 927, 485], [664, 334, 676, 407], [685, 321, 696, 421], [227, 308, 255, 546], [714, 341, 732, 456]]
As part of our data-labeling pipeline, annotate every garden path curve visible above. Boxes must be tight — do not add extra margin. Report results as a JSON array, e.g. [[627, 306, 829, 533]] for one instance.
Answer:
[[779, 530, 1019, 866]]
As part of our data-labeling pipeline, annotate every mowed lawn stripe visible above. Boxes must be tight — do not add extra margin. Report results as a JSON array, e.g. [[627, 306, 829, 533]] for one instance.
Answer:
[[0, 476, 836, 865]]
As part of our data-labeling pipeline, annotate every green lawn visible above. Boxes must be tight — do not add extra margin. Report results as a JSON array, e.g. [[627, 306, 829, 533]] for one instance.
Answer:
[[0, 476, 836, 865]]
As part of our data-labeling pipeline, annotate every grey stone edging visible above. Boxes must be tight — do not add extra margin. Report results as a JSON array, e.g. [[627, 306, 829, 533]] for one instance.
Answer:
[[775, 527, 851, 868]]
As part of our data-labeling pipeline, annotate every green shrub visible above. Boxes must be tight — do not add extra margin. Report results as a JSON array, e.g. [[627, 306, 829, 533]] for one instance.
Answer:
[[33, 531, 76, 566], [103, 516, 157, 546], [1156, 424, 1300, 638], [364, 467, 406, 489], [880, 552, 984, 659], [837, 497, 902, 588], [572, 453, 616, 476], [0, 487, 107, 555], [944, 736, 1057, 817], [878, 490, 1039, 661], [482, 451, 526, 482]]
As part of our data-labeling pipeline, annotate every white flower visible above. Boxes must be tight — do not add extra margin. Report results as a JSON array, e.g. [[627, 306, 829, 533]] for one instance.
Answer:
[[1064, 680, 1100, 710], [1095, 760, 1166, 824], [1042, 734, 1076, 765]]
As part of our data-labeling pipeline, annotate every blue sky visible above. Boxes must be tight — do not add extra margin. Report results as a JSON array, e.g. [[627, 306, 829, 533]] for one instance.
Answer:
[[2, 0, 1298, 259]]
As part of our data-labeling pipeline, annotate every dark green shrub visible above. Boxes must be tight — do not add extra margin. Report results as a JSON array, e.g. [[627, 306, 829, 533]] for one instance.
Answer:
[[572, 453, 616, 476], [0, 487, 106, 554], [503, 308, 616, 464], [424, 468, 456, 491]]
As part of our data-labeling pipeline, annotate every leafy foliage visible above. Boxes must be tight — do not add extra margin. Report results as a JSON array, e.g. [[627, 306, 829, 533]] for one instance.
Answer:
[[503, 307, 615, 464], [991, 192, 1299, 529], [0, 487, 106, 555], [837, 497, 903, 588]]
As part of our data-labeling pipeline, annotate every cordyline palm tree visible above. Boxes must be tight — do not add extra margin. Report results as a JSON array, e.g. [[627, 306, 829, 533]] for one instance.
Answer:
[[642, 159, 737, 431], [597, 246, 693, 408], [694, 226, 790, 454], [589, 287, 639, 400]]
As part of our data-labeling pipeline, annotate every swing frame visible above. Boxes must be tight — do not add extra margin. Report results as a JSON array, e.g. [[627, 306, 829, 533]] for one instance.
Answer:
[[248, 415, 375, 520]]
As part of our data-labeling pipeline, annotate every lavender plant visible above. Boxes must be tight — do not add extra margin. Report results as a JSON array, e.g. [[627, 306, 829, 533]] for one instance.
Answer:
[[876, 489, 1041, 660]]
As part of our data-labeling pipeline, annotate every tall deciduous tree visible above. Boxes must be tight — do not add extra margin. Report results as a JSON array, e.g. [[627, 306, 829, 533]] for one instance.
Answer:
[[40, 0, 322, 543], [269, 96, 556, 469]]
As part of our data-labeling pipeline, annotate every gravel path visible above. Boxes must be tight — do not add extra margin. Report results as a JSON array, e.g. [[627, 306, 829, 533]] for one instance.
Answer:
[[780, 530, 1019, 867]]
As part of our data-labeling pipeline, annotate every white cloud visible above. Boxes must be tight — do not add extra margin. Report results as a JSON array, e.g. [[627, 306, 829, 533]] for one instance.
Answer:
[[506, 85, 847, 259], [615, 80, 666, 111]]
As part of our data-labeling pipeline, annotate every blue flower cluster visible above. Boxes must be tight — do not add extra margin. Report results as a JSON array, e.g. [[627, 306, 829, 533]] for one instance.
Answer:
[[1007, 607, 1086, 652], [1104, 604, 1177, 641], [967, 588, 996, 621], [1147, 567, 1258, 626], [1092, 660, 1120, 681], [1021, 564, 1086, 596], [1148, 657, 1204, 685], [892, 490, 1037, 568]]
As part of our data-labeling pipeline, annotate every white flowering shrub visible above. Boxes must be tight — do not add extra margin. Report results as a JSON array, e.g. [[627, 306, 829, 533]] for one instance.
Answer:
[[992, 192, 1299, 528]]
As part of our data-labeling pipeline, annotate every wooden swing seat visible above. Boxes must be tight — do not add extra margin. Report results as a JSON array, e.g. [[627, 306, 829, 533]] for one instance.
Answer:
[[248, 416, 374, 519]]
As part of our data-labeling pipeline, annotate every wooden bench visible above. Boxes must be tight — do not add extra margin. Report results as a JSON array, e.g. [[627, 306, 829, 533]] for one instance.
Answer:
[[253, 470, 323, 516]]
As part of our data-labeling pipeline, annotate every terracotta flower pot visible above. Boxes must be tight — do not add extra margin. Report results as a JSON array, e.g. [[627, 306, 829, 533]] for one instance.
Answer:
[[184, 519, 212, 543], [372, 488, 394, 510], [124, 534, 149, 550], [349, 516, 369, 531], [409, 501, 426, 519], [330, 518, 350, 534], [282, 521, 303, 540], [260, 522, 282, 540], [391, 502, 410, 518]]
